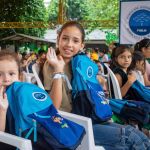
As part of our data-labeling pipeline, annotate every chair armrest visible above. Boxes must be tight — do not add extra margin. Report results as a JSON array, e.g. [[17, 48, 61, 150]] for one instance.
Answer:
[[0, 131, 32, 150], [58, 111, 105, 150]]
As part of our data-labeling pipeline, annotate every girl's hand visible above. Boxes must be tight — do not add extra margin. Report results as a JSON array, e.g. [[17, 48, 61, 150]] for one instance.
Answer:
[[46, 47, 65, 72], [0, 86, 8, 111], [127, 72, 136, 84]]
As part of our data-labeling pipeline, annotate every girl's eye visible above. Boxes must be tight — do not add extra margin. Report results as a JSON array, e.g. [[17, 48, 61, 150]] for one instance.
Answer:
[[9, 73, 15, 76], [62, 37, 68, 40], [120, 56, 125, 59], [74, 40, 79, 43]]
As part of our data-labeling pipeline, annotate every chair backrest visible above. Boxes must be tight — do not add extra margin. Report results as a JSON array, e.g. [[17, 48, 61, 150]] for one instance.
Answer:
[[22, 71, 35, 83], [26, 63, 30, 73], [0, 131, 32, 150], [59, 111, 105, 150], [104, 64, 122, 99], [32, 63, 45, 90]]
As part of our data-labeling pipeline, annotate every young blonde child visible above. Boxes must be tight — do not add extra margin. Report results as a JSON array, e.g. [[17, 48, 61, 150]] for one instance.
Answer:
[[0, 50, 51, 150], [0, 50, 20, 149]]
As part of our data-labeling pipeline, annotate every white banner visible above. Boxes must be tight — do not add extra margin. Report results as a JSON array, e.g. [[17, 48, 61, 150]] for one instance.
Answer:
[[119, 0, 150, 44]]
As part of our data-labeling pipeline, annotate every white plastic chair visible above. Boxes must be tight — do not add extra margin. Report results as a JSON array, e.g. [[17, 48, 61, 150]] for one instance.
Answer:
[[59, 111, 105, 150], [22, 71, 35, 83], [0, 131, 32, 150], [32, 63, 45, 90], [104, 64, 122, 99]]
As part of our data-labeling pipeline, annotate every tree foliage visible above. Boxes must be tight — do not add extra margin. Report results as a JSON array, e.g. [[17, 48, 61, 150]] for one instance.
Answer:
[[66, 0, 89, 20], [86, 0, 119, 21], [47, 0, 119, 29], [0, 0, 48, 38], [48, 0, 59, 22], [48, 0, 89, 22]]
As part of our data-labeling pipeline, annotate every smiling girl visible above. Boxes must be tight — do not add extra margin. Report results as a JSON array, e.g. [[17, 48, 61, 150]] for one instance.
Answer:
[[43, 21, 150, 150]]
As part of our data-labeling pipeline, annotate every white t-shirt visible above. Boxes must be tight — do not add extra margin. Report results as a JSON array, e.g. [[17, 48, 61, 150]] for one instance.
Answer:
[[100, 54, 109, 62], [133, 70, 145, 86]]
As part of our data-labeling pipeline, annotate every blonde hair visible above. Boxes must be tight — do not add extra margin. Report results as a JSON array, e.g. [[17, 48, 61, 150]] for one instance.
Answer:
[[0, 49, 21, 73]]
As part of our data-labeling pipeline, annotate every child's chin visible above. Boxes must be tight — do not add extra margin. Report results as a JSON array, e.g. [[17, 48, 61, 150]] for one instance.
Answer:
[[3, 83, 13, 87]]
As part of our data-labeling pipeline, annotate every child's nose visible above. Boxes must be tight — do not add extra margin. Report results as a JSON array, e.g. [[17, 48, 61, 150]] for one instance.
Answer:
[[67, 40, 73, 46], [3, 74, 10, 81]]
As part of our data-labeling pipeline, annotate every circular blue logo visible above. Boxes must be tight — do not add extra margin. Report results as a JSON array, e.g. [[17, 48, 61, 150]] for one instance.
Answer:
[[87, 66, 93, 78], [32, 92, 47, 101], [129, 9, 150, 36]]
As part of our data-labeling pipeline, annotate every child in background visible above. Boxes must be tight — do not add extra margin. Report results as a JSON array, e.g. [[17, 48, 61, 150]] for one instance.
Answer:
[[85, 48, 91, 58], [129, 51, 146, 86], [94, 60, 107, 91], [91, 48, 99, 61], [110, 46, 137, 100], [134, 38, 150, 86], [99, 49, 109, 62]]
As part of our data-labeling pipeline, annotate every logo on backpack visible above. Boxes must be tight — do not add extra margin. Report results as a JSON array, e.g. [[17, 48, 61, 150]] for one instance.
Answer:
[[52, 116, 69, 128], [32, 92, 47, 101], [87, 66, 93, 78]]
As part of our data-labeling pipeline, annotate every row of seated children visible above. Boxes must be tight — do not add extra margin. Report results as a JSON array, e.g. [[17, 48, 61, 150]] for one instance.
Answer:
[[84, 39, 150, 135], [103, 39, 150, 136], [0, 21, 150, 150], [85, 47, 110, 63], [110, 38, 150, 100]]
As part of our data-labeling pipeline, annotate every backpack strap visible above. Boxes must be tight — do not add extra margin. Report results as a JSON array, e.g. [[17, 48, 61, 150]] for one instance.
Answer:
[[24, 119, 37, 142], [63, 74, 72, 90], [53, 73, 72, 90]]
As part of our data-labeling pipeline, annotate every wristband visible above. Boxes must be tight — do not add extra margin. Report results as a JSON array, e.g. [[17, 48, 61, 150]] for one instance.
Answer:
[[52, 72, 65, 79], [52, 72, 72, 90], [53, 73, 64, 79]]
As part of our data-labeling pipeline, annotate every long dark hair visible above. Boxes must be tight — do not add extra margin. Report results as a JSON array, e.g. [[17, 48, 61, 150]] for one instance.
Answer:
[[134, 38, 150, 52], [129, 51, 145, 73]]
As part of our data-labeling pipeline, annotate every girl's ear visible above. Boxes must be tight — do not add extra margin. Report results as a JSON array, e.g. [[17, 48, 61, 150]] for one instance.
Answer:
[[80, 43, 85, 51], [141, 47, 146, 53]]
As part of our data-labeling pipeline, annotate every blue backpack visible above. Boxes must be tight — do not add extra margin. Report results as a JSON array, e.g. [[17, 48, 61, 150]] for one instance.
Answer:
[[131, 80, 150, 103], [71, 53, 112, 123], [6, 82, 85, 150], [109, 99, 150, 124]]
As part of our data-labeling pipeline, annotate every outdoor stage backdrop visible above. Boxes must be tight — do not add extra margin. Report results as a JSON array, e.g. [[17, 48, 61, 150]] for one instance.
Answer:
[[119, 0, 150, 44]]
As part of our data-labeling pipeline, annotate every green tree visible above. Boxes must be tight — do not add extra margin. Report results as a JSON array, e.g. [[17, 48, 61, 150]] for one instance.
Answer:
[[86, 0, 119, 21], [47, 0, 119, 29], [0, 0, 48, 38], [48, 0, 59, 22], [48, 0, 89, 22], [66, 0, 89, 21], [83, 0, 119, 32]]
